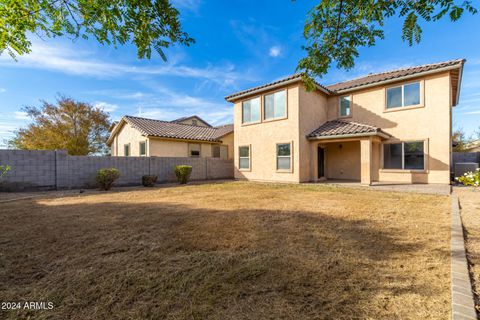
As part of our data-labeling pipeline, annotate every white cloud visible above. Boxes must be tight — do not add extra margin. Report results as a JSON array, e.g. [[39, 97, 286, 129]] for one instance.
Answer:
[[13, 111, 29, 120], [461, 110, 480, 115], [94, 102, 119, 113], [269, 46, 281, 57], [171, 0, 202, 13], [0, 41, 251, 89]]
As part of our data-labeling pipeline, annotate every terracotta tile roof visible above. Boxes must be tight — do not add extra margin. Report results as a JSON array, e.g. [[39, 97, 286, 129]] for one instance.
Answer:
[[225, 74, 333, 101], [326, 59, 465, 92], [212, 124, 234, 139], [120, 116, 233, 142], [307, 120, 390, 139], [225, 59, 465, 102]]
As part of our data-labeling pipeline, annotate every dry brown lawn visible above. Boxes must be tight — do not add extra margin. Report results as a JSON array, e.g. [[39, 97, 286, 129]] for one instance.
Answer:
[[455, 187, 480, 313], [0, 182, 451, 319]]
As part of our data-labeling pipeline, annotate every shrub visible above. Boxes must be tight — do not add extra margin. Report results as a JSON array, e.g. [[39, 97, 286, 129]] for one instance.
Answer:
[[142, 175, 158, 187], [174, 165, 192, 184], [456, 168, 480, 188], [96, 168, 120, 190], [0, 165, 11, 180]]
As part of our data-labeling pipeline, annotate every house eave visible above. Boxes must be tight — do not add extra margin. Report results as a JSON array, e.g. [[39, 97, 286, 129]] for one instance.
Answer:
[[225, 78, 331, 102], [332, 64, 465, 95], [307, 131, 391, 141]]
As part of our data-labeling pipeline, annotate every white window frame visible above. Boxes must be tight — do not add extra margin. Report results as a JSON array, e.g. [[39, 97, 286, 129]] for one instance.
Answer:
[[382, 140, 426, 171], [263, 89, 287, 121], [276, 142, 293, 172], [339, 95, 352, 117], [124, 143, 130, 157], [139, 141, 146, 156], [385, 81, 422, 110], [242, 97, 261, 124], [238, 145, 251, 171]]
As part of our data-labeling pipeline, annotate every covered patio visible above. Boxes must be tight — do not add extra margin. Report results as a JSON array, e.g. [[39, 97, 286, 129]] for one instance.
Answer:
[[307, 120, 391, 185]]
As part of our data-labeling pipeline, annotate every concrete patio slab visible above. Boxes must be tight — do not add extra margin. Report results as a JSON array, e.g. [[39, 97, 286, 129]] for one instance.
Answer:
[[312, 180, 451, 195]]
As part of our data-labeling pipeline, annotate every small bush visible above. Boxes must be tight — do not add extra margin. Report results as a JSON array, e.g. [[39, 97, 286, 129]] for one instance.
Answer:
[[142, 175, 158, 187], [174, 165, 192, 184], [96, 168, 120, 191], [456, 168, 480, 188], [0, 164, 11, 180]]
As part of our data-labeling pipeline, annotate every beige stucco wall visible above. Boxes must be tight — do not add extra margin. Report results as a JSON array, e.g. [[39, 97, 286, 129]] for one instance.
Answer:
[[111, 122, 147, 156], [233, 85, 301, 182], [298, 84, 329, 182], [326, 72, 452, 184], [220, 132, 234, 160], [324, 141, 361, 180], [148, 138, 218, 158], [111, 123, 233, 158]]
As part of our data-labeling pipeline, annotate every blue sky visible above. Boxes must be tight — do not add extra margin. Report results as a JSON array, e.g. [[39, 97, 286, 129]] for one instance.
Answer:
[[0, 0, 479, 147]]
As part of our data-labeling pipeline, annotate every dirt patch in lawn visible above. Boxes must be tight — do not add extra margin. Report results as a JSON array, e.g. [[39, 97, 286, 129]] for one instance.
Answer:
[[0, 182, 450, 319], [454, 187, 480, 313]]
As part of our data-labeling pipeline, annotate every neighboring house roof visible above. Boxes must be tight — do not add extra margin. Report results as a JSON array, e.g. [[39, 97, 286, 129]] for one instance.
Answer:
[[465, 140, 480, 152], [107, 116, 233, 145], [307, 120, 391, 140], [170, 115, 212, 127], [225, 59, 465, 105]]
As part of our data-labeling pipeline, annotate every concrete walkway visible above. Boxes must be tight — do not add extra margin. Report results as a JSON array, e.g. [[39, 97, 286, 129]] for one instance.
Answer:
[[313, 180, 451, 195], [451, 195, 478, 319]]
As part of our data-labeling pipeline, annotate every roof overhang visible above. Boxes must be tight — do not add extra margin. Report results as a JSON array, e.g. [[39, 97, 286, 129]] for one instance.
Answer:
[[106, 118, 127, 146], [333, 63, 465, 96], [307, 131, 391, 141], [454, 63, 464, 106], [147, 135, 222, 143], [225, 77, 331, 102]]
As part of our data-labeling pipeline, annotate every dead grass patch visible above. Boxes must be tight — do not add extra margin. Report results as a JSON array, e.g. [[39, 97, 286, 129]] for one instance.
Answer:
[[0, 182, 450, 319]]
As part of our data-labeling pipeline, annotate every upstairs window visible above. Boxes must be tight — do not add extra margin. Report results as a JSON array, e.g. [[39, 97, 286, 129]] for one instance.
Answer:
[[139, 141, 146, 156], [264, 90, 286, 120], [386, 82, 420, 109], [339, 96, 351, 117], [383, 141, 425, 170], [189, 143, 200, 157], [239, 146, 250, 170], [242, 97, 261, 124], [276, 142, 292, 171], [124, 144, 130, 157], [192, 119, 198, 126]]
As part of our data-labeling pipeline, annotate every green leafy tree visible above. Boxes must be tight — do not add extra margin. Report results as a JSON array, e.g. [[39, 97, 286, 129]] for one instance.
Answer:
[[298, 0, 477, 89], [9, 97, 111, 155], [0, 0, 194, 60]]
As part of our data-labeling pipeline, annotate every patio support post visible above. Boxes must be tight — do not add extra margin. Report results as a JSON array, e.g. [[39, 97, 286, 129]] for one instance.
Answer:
[[360, 138, 373, 185]]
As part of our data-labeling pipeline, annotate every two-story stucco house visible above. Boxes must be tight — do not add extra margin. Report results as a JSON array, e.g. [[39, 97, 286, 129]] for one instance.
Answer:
[[225, 59, 465, 185], [108, 115, 234, 159]]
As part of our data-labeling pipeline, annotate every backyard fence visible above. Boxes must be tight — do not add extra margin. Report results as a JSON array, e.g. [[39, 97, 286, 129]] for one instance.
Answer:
[[451, 152, 480, 175], [0, 150, 234, 191]]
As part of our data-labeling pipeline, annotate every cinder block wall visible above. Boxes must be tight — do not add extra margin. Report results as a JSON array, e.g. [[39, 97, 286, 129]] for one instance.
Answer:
[[0, 150, 234, 191], [0, 150, 57, 189]]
